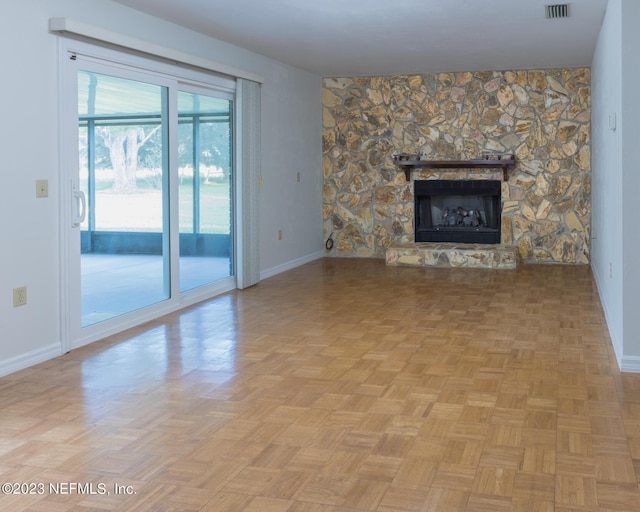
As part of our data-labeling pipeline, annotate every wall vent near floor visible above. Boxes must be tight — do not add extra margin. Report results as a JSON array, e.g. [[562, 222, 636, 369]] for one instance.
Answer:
[[546, 4, 570, 19]]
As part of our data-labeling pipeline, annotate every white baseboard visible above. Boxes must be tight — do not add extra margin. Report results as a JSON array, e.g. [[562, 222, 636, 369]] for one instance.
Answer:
[[591, 265, 624, 371], [593, 264, 640, 373], [0, 343, 62, 378], [260, 251, 324, 280], [621, 356, 640, 373]]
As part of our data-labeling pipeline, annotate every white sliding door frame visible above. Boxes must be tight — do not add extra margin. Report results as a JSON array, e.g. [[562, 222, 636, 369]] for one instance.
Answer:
[[56, 37, 256, 353]]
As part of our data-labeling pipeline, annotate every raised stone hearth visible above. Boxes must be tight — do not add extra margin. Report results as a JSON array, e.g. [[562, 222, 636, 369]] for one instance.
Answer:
[[386, 243, 517, 269]]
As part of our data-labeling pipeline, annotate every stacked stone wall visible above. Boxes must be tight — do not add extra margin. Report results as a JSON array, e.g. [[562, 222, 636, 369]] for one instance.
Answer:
[[322, 68, 591, 263]]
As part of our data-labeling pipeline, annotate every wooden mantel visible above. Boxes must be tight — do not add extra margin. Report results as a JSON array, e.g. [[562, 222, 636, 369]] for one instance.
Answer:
[[393, 155, 516, 181]]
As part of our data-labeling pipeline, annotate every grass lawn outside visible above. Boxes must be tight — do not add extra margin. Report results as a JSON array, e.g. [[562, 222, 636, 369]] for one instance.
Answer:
[[81, 174, 231, 234]]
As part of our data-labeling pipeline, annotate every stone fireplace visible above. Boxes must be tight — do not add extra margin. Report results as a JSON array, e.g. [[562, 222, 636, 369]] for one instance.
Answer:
[[322, 68, 591, 265], [414, 179, 501, 244]]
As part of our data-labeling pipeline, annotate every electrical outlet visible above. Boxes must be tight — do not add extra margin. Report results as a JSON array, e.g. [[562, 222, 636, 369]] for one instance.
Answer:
[[13, 286, 27, 307], [296, 172, 301, 183], [278, 229, 283, 240], [36, 179, 48, 198]]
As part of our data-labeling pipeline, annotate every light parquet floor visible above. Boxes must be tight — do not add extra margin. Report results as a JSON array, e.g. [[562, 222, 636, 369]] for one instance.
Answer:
[[1, 258, 640, 511]]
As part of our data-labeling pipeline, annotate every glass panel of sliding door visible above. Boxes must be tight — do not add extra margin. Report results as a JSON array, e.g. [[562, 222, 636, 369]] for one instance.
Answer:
[[177, 90, 233, 291], [78, 70, 169, 326]]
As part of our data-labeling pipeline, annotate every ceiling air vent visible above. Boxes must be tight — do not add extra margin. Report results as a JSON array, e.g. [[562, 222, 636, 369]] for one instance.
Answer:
[[546, 4, 570, 19]]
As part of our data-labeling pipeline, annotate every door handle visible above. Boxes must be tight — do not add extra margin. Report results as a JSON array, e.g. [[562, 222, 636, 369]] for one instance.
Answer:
[[72, 182, 86, 227]]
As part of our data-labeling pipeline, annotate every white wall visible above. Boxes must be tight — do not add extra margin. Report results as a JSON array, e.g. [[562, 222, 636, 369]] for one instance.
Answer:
[[591, 0, 624, 364], [0, 0, 323, 374], [592, 0, 640, 371], [620, 0, 640, 368]]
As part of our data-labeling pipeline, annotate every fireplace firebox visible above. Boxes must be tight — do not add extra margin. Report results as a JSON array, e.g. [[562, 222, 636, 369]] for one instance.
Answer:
[[414, 180, 501, 244]]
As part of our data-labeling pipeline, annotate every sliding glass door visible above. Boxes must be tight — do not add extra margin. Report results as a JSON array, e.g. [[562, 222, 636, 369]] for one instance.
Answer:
[[61, 43, 236, 347], [78, 70, 170, 326], [177, 89, 233, 291]]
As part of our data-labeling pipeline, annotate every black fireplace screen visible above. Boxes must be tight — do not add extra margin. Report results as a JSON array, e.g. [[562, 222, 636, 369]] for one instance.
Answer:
[[414, 180, 501, 244]]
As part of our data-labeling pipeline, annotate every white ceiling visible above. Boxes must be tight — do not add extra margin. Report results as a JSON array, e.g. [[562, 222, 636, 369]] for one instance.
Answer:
[[112, 0, 608, 77]]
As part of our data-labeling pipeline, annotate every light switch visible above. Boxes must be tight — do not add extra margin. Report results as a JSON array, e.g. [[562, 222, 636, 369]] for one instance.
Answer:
[[36, 179, 48, 198]]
